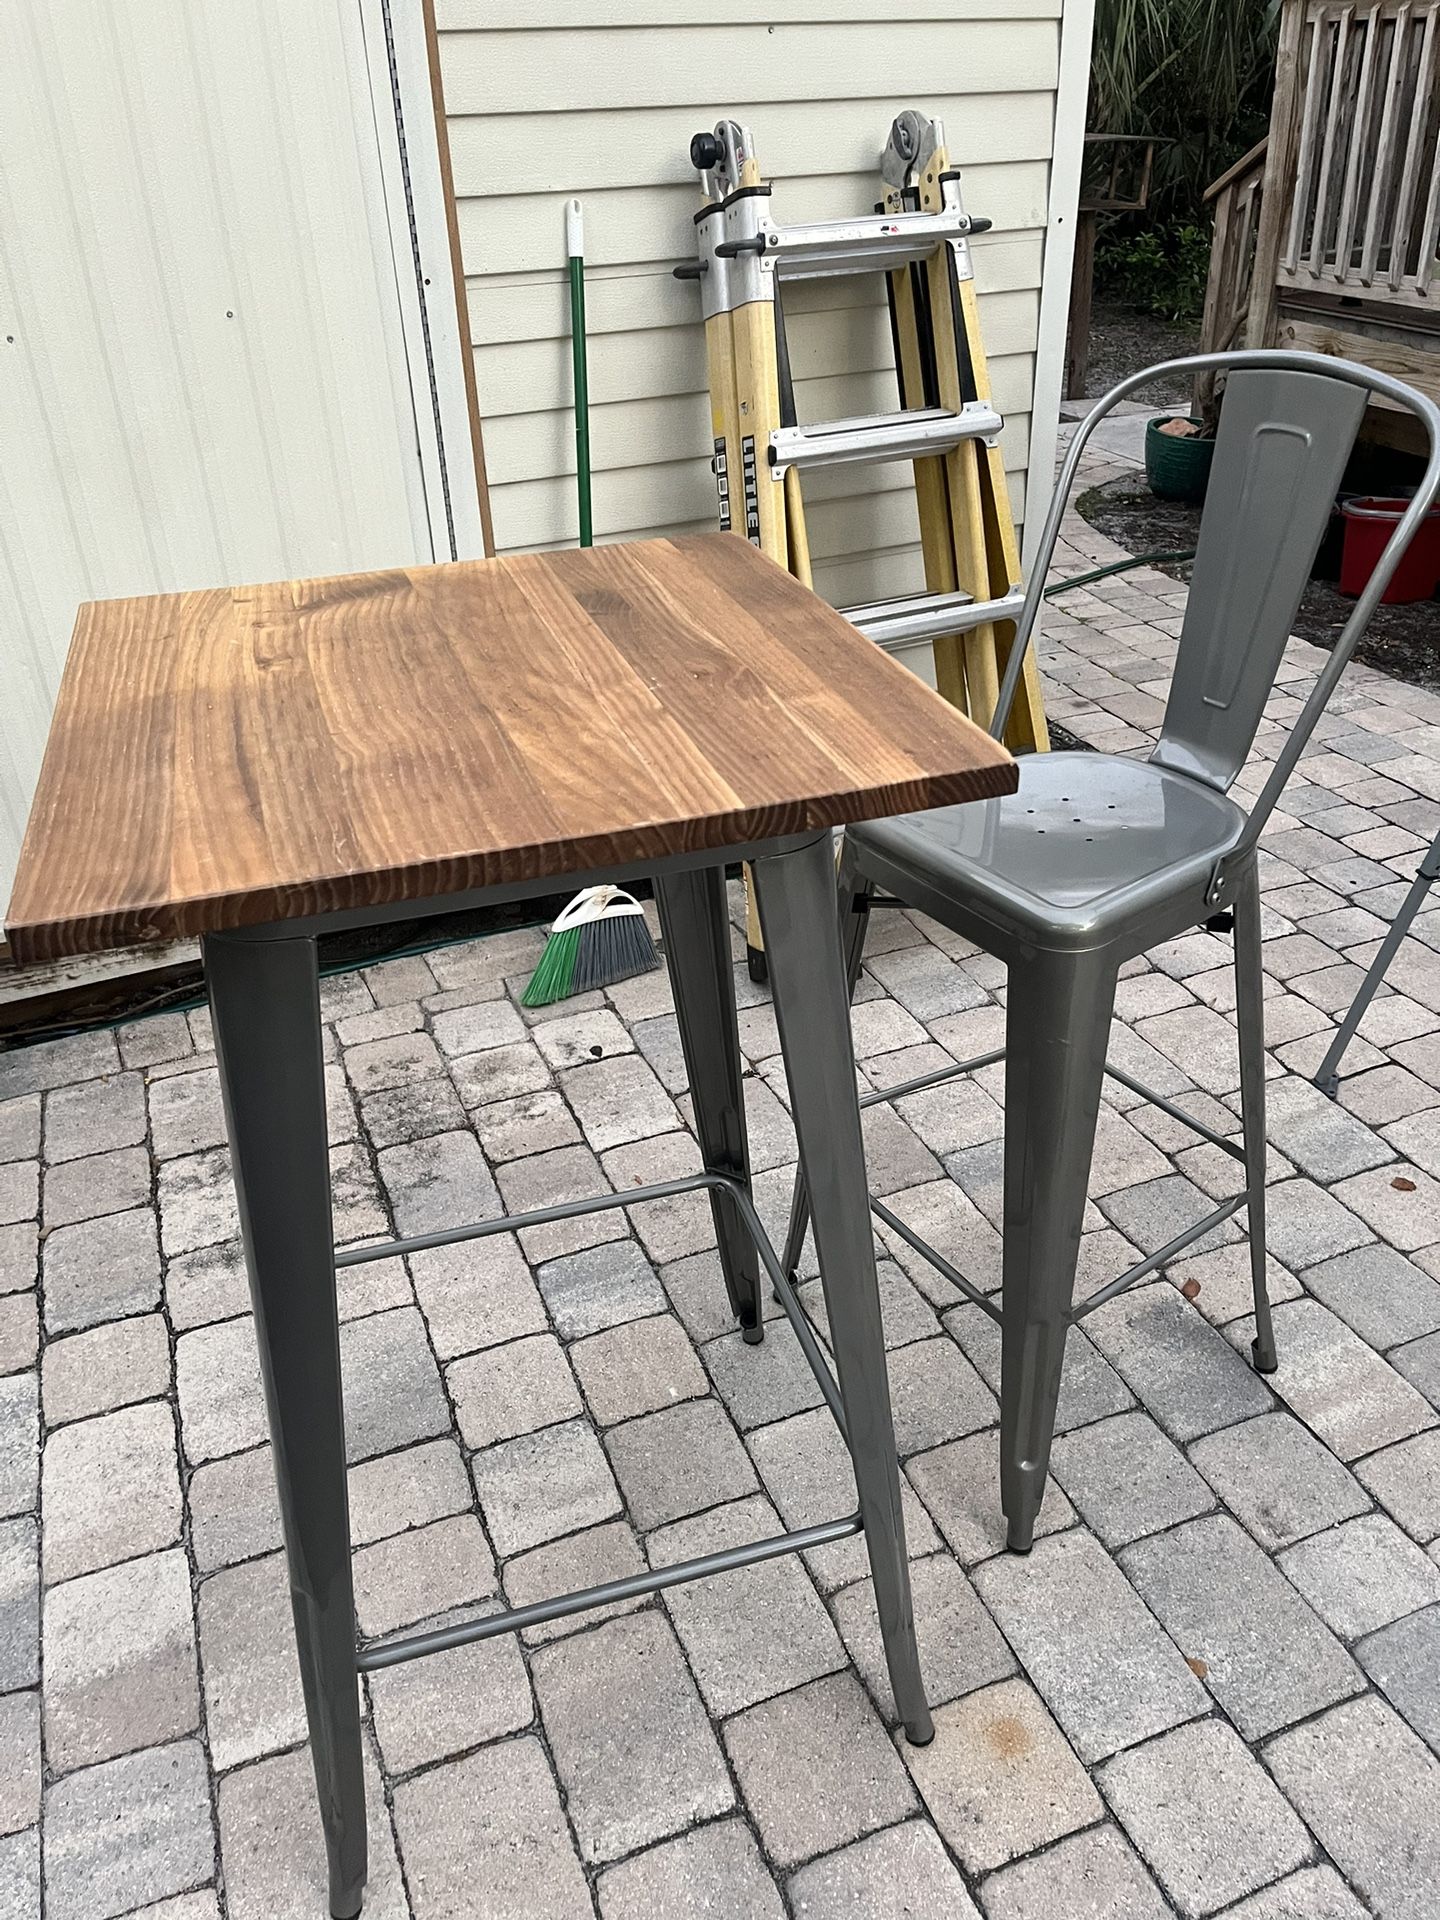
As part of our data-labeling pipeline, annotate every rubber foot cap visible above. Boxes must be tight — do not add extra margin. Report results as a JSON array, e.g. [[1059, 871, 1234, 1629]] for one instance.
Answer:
[[1252, 1337, 1279, 1375], [747, 944, 768, 985]]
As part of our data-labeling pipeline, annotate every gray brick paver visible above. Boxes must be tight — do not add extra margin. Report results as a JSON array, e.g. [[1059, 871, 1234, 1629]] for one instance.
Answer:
[[1098, 1717, 1311, 1916], [43, 1739, 212, 1920], [1121, 1514, 1363, 1739], [979, 1823, 1170, 1920], [788, 1820, 981, 1920], [0, 1290, 35, 1382], [1188, 1410, 1371, 1551], [44, 1549, 199, 1770], [1265, 1693, 1440, 1920], [1234, 1297, 1435, 1459], [1278, 1511, 1440, 1639], [901, 1676, 1101, 1875], [974, 1526, 1208, 1761], [535, 1610, 733, 1864], [726, 1670, 917, 1871]]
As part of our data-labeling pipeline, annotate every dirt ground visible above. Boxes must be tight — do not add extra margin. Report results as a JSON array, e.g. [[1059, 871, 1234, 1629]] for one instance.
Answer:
[[1081, 301, 1201, 398]]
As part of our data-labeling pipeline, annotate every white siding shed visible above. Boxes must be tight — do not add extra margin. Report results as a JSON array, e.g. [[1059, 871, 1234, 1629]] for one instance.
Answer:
[[435, 0, 1090, 611]]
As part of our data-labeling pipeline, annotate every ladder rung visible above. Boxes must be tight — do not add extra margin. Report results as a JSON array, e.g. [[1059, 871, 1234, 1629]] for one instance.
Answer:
[[844, 586, 1026, 651], [768, 404, 1002, 475], [768, 208, 975, 279]]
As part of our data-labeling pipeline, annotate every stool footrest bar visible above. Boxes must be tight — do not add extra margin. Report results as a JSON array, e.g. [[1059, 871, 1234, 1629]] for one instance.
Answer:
[[1070, 1189, 1250, 1319], [859, 1046, 1006, 1109], [1099, 1062, 1247, 1162], [863, 1049, 1246, 1166], [337, 1170, 734, 1269], [356, 1512, 864, 1671]]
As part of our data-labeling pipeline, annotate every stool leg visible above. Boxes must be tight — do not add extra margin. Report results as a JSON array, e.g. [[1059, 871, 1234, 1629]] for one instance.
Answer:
[[754, 834, 932, 1745], [1001, 946, 1116, 1554], [779, 837, 871, 1282], [655, 868, 763, 1341], [205, 931, 367, 1920], [1233, 862, 1278, 1374]]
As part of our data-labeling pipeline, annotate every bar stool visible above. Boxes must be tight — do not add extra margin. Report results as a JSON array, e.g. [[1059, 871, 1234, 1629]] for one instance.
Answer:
[[785, 349, 1440, 1554]]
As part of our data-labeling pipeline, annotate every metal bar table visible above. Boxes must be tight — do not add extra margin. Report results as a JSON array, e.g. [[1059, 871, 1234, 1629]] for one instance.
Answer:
[[6, 532, 1015, 1918]]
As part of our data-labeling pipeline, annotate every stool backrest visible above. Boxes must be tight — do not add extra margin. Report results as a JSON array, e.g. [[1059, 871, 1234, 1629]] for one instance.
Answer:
[[1151, 368, 1365, 793], [992, 350, 1440, 887]]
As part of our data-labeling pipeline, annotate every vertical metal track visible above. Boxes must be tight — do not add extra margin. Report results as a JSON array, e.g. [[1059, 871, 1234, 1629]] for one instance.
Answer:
[[379, 0, 457, 559]]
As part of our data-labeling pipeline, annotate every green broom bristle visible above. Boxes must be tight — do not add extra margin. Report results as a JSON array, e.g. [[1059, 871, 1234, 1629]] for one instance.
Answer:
[[522, 888, 661, 1007], [521, 925, 581, 1007], [572, 913, 659, 994]]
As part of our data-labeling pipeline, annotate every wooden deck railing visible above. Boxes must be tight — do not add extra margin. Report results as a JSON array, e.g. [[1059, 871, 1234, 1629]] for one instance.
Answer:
[[1279, 0, 1440, 304], [1198, 137, 1270, 382]]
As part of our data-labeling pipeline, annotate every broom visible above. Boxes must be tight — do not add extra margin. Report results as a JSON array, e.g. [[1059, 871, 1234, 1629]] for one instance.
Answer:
[[521, 209, 661, 1009], [519, 206, 662, 1010], [521, 886, 660, 1008]]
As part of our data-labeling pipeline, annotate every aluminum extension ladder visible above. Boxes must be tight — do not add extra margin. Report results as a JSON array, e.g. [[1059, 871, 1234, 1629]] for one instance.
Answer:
[[676, 110, 1049, 974]]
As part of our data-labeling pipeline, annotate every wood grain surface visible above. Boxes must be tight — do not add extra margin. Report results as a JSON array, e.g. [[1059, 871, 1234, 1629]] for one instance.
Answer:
[[7, 535, 1015, 963]]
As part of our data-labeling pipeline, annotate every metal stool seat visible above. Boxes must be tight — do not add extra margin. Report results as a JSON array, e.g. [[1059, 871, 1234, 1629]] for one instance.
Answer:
[[855, 749, 1247, 945], [786, 349, 1440, 1558]]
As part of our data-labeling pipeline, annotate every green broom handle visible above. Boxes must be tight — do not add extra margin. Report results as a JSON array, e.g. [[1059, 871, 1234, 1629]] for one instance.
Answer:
[[566, 198, 593, 548]]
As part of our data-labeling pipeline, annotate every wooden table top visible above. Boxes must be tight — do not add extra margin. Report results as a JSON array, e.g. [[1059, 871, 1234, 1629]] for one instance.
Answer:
[[6, 534, 1016, 965]]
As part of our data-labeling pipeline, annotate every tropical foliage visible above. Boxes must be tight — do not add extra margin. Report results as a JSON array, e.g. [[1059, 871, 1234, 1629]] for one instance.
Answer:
[[1090, 0, 1281, 317]]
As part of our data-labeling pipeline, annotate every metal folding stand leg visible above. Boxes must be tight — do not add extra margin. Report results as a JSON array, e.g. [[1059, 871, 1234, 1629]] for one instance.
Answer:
[[1313, 824, 1440, 1097], [1234, 861, 1278, 1372], [753, 833, 933, 1743], [999, 947, 1116, 1553], [205, 930, 366, 1920], [655, 867, 764, 1341]]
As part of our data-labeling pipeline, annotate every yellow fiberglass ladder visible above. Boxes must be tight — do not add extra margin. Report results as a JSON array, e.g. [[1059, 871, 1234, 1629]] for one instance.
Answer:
[[679, 108, 1050, 742], [676, 111, 1049, 973]]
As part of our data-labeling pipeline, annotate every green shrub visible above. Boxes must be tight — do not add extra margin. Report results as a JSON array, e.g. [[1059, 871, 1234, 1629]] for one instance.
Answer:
[[1095, 220, 1212, 320]]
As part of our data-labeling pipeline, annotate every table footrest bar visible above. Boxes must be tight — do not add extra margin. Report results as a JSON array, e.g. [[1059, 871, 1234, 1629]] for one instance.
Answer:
[[1070, 1189, 1250, 1320], [870, 1196, 1003, 1323], [356, 1511, 865, 1672]]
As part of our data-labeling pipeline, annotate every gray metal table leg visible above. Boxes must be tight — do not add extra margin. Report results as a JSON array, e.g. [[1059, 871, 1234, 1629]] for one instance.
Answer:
[[1314, 825, 1440, 1097], [654, 868, 763, 1341], [780, 835, 871, 1283], [752, 833, 933, 1745], [205, 930, 367, 1920]]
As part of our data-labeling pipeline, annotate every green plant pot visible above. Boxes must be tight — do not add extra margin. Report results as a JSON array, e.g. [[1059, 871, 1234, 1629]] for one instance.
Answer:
[[1145, 416, 1214, 503]]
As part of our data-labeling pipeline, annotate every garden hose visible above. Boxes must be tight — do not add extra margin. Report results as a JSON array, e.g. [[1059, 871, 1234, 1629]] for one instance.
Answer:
[[1044, 548, 1196, 597]]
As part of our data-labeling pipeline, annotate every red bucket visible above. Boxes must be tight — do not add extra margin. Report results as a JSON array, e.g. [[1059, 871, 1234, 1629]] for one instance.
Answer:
[[1339, 495, 1440, 604]]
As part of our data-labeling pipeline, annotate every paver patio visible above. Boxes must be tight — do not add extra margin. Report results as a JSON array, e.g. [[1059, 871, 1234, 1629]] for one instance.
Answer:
[[2, 420, 1439, 1917]]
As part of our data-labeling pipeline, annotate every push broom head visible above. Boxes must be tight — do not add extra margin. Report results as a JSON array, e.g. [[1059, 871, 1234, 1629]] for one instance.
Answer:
[[521, 885, 660, 1008]]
